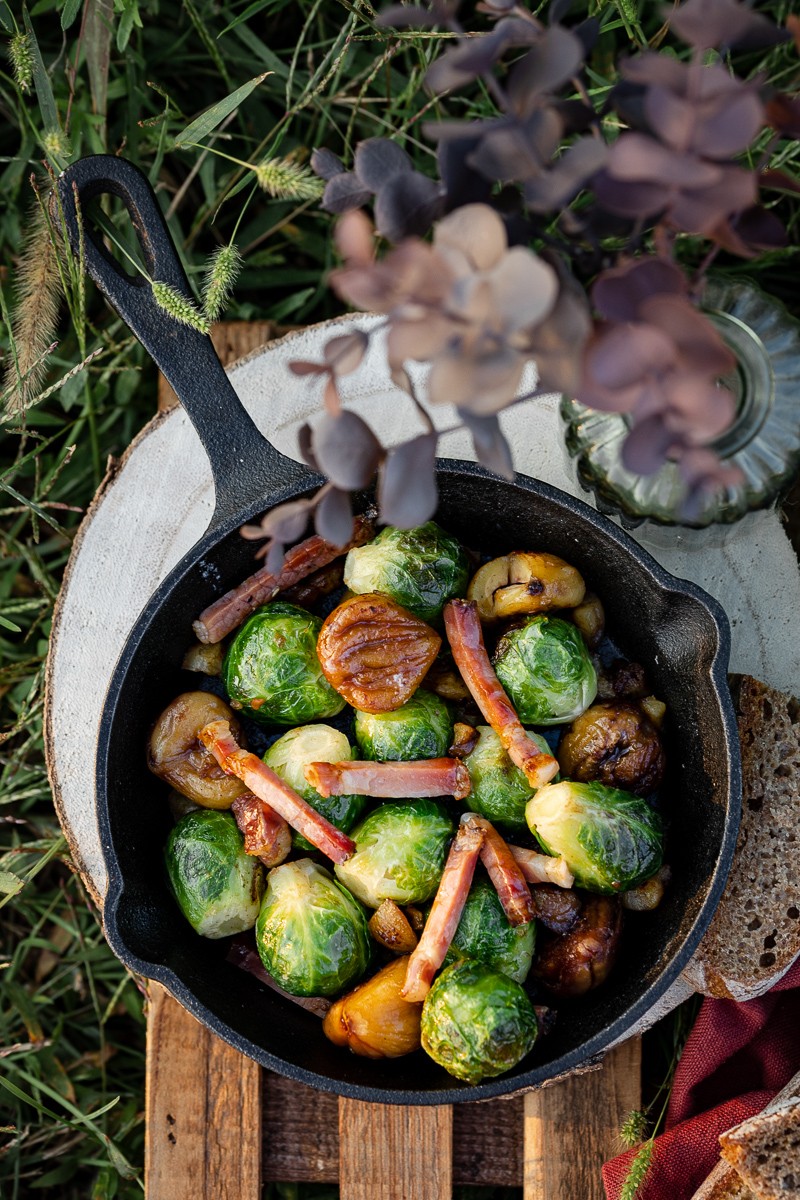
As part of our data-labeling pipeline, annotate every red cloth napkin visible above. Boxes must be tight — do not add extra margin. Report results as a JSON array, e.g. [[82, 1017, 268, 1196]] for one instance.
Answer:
[[603, 956, 800, 1200]]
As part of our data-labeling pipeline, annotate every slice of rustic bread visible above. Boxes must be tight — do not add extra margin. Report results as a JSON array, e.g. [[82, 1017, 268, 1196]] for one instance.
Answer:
[[691, 1071, 800, 1199], [720, 1099, 800, 1198], [682, 674, 800, 1001]]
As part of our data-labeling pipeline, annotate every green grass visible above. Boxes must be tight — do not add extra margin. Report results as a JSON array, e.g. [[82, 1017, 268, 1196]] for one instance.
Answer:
[[0, 0, 798, 1195]]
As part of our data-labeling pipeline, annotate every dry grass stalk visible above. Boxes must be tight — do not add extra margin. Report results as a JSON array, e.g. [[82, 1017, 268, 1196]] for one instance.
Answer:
[[4, 203, 62, 415]]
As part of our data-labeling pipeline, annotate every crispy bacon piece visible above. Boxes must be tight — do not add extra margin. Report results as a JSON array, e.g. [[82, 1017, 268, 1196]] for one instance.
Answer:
[[473, 817, 536, 927], [402, 815, 485, 1003], [193, 515, 374, 644], [231, 791, 291, 868], [507, 844, 574, 888], [443, 600, 559, 789], [317, 593, 441, 713], [281, 561, 344, 608], [199, 720, 355, 863], [305, 757, 471, 801]]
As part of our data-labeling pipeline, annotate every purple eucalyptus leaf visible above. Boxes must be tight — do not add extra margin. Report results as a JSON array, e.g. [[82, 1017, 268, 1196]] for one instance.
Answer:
[[323, 330, 369, 376], [434, 202, 508, 270], [526, 282, 591, 394], [667, 0, 788, 51], [428, 344, 524, 413], [592, 170, 667, 219], [664, 375, 735, 441], [607, 134, 720, 187], [592, 257, 688, 322], [264, 539, 286, 572], [354, 138, 414, 190], [468, 109, 563, 184], [572, 16, 600, 54], [459, 409, 514, 479], [488, 246, 559, 331], [689, 90, 764, 160], [288, 359, 329, 376], [374, 171, 444, 241], [621, 52, 687, 91], [425, 18, 537, 93], [506, 26, 585, 115], [315, 487, 355, 548], [725, 206, 787, 253], [311, 147, 345, 180], [378, 432, 439, 528], [586, 322, 675, 390], [641, 85, 695, 153], [297, 422, 319, 471], [386, 314, 454, 366], [640, 295, 735, 377], [523, 136, 607, 212], [437, 135, 494, 207], [621, 415, 674, 475], [312, 410, 383, 490], [667, 165, 756, 234], [322, 173, 373, 213], [256, 498, 315, 544], [765, 93, 800, 138]]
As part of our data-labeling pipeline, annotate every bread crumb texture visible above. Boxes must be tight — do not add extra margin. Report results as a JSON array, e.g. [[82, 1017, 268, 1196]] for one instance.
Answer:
[[683, 675, 800, 1000], [720, 1099, 800, 1198]]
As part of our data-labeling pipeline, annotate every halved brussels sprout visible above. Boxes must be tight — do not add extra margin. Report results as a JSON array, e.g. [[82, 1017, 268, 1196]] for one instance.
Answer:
[[446, 877, 536, 983], [222, 601, 345, 725], [421, 960, 538, 1084], [354, 690, 453, 762], [165, 810, 264, 938], [334, 800, 454, 909], [493, 615, 597, 726], [464, 725, 553, 829], [255, 859, 371, 996], [343, 523, 469, 623], [526, 780, 663, 894], [262, 725, 366, 852]]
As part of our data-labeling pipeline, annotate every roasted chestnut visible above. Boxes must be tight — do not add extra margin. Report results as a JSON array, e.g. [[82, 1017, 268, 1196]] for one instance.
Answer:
[[533, 895, 623, 998], [557, 701, 665, 794]]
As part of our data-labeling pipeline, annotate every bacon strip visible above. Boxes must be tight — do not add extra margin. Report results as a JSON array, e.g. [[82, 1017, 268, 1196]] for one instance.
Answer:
[[199, 720, 355, 863], [305, 758, 472, 801], [443, 599, 559, 789], [194, 515, 374, 644], [507, 844, 574, 888], [402, 814, 484, 1003], [231, 791, 291, 868], [473, 817, 536, 926]]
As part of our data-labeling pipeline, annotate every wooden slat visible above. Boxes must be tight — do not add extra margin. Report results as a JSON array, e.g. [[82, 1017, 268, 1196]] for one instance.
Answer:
[[523, 1038, 642, 1200], [145, 984, 262, 1200], [338, 1098, 453, 1200]]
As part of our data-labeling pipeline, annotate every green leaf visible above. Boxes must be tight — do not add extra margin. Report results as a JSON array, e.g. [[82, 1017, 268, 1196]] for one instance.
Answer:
[[172, 72, 271, 147], [0, 614, 22, 632], [0, 868, 23, 895], [60, 0, 83, 30], [22, 6, 60, 133]]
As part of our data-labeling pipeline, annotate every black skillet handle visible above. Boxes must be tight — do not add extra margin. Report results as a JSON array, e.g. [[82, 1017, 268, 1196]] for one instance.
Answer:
[[56, 155, 314, 530]]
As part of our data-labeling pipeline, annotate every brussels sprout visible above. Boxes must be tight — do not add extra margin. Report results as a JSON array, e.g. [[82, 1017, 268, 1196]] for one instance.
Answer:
[[335, 800, 454, 909], [464, 726, 554, 829], [223, 601, 345, 725], [343, 523, 469, 622], [165, 810, 264, 938], [262, 725, 366, 852], [255, 859, 371, 996], [354, 690, 453, 762], [446, 877, 536, 983], [493, 615, 597, 725], [421, 961, 538, 1084], [526, 779, 663, 894]]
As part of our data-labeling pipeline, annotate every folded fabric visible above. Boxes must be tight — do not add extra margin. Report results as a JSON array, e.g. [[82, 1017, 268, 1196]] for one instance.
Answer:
[[603, 957, 800, 1200]]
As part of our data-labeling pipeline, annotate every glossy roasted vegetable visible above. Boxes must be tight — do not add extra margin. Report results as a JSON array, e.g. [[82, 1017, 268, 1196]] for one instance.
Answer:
[[165, 810, 264, 937], [557, 702, 665, 795], [354, 689, 453, 762], [493, 616, 597, 726], [368, 900, 418, 953], [464, 725, 551, 829], [323, 956, 422, 1058], [420, 961, 538, 1084], [148, 691, 247, 808], [570, 592, 605, 649], [223, 601, 345, 725], [533, 894, 622, 997], [262, 725, 366, 852], [467, 552, 585, 623], [334, 800, 454, 909], [255, 859, 371, 997], [317, 593, 442, 713], [526, 780, 663, 894], [343, 522, 469, 623], [446, 877, 536, 983]]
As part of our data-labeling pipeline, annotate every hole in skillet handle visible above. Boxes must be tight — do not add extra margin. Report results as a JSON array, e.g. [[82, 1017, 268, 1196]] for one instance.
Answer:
[[54, 154, 317, 533]]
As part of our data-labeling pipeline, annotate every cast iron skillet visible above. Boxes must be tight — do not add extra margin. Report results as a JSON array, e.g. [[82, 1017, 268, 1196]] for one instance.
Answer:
[[57, 155, 741, 1104]]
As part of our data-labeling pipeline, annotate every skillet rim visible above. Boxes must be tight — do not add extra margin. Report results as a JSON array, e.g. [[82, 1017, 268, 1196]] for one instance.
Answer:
[[96, 459, 741, 1105]]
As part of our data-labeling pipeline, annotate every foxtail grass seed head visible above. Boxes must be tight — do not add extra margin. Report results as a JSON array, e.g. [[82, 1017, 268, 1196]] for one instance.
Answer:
[[151, 281, 211, 334], [41, 128, 71, 162], [9, 32, 33, 92], [619, 1139, 654, 1200], [3, 205, 61, 415], [254, 156, 324, 201], [202, 243, 242, 323], [619, 1109, 648, 1150]]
